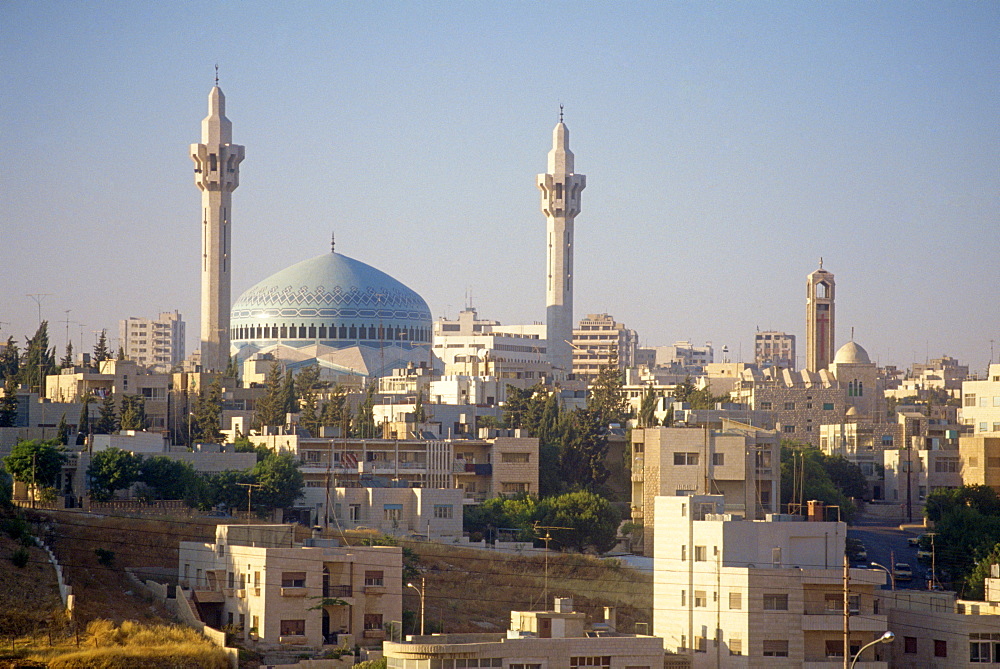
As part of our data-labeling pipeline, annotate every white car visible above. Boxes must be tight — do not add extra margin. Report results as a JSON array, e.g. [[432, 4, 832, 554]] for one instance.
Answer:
[[893, 563, 914, 582]]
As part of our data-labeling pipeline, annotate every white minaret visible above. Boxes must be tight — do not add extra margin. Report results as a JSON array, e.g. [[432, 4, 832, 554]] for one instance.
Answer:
[[191, 80, 244, 372], [537, 109, 586, 377]]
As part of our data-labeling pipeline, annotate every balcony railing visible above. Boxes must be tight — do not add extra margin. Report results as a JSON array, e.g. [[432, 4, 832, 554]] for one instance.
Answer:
[[323, 584, 353, 598]]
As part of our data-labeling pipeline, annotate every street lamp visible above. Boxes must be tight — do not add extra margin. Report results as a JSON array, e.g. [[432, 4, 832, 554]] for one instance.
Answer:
[[850, 631, 894, 669], [407, 576, 425, 636], [870, 561, 895, 591]]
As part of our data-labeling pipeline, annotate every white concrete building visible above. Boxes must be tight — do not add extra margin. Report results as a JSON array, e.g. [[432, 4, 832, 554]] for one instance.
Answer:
[[653, 495, 889, 668], [754, 331, 795, 370], [433, 308, 551, 386], [178, 524, 401, 649], [119, 310, 186, 371], [961, 363, 1000, 435], [571, 313, 638, 383]]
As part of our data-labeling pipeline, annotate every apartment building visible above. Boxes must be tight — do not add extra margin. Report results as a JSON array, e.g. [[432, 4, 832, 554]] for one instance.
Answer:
[[961, 363, 1000, 435], [733, 366, 846, 447], [119, 310, 186, 371], [571, 313, 639, 383], [46, 359, 170, 432], [433, 308, 551, 386], [754, 331, 796, 370], [631, 423, 781, 557], [883, 447, 963, 520], [383, 597, 673, 669], [178, 524, 402, 649], [652, 495, 889, 668], [958, 435, 1000, 492]]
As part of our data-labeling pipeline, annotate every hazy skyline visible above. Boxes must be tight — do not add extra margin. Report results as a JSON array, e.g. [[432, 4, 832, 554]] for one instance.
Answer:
[[3, 2, 997, 373]]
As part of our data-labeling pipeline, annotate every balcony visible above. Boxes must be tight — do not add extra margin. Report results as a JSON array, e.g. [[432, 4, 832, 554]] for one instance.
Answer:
[[279, 634, 308, 645], [802, 611, 886, 632], [364, 585, 386, 595], [235, 589, 246, 599], [324, 584, 353, 598], [363, 629, 386, 640], [280, 587, 308, 597]]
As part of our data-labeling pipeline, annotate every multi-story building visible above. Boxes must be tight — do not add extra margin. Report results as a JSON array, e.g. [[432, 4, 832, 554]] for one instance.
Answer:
[[631, 422, 781, 556], [250, 432, 539, 511], [119, 310, 186, 371], [647, 341, 715, 371], [960, 363, 1000, 435], [754, 331, 796, 370], [325, 486, 464, 539], [883, 447, 963, 521], [433, 308, 551, 386], [571, 313, 639, 383], [732, 366, 846, 447], [178, 524, 401, 648], [887, 355, 968, 400], [958, 435, 1000, 493], [384, 597, 672, 669], [46, 359, 170, 432], [819, 421, 898, 499], [653, 494, 889, 668]]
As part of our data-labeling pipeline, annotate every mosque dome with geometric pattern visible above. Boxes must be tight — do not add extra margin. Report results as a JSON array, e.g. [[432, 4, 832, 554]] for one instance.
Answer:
[[230, 251, 432, 350]]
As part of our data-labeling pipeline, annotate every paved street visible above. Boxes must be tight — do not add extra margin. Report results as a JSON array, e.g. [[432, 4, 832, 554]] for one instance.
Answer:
[[848, 516, 932, 590]]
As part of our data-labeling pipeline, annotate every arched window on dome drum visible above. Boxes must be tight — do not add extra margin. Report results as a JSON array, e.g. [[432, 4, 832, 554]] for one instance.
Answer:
[[316, 326, 324, 339], [368, 326, 376, 340], [339, 326, 347, 339], [299, 326, 307, 339], [280, 326, 288, 339], [349, 326, 357, 339]]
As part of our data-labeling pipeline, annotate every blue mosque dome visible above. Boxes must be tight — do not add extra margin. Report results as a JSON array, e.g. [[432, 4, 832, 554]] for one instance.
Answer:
[[230, 251, 432, 351]]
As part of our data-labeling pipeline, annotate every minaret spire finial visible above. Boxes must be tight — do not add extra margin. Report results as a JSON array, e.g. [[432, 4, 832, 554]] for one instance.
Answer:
[[559, 104, 564, 123], [819, 256, 823, 269], [331, 232, 336, 254], [215, 64, 219, 87]]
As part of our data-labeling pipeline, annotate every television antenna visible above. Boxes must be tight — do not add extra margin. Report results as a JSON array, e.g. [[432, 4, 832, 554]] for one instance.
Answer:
[[533, 521, 573, 608]]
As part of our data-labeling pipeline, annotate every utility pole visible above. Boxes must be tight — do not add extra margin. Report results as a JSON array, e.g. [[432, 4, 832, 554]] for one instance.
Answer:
[[235, 482, 262, 523], [534, 522, 572, 608]]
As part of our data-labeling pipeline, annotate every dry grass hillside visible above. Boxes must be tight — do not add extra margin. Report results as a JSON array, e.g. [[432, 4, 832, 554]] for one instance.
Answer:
[[12, 510, 651, 637]]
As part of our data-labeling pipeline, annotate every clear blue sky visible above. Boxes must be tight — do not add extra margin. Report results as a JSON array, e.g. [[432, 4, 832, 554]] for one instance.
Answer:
[[2, 1, 998, 372]]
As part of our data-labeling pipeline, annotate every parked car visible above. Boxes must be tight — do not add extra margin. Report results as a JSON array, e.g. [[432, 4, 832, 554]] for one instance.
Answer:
[[907, 534, 926, 547], [893, 562, 914, 582], [916, 548, 933, 562]]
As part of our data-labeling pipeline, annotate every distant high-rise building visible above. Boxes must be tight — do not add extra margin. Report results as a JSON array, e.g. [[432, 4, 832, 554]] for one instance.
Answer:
[[755, 330, 796, 369], [806, 260, 835, 373], [119, 311, 186, 370], [191, 82, 244, 372], [538, 110, 585, 376], [571, 313, 637, 383]]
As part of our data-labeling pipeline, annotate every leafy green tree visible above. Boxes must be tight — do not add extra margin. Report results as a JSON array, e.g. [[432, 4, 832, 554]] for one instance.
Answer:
[[559, 408, 610, 491], [56, 414, 70, 445], [926, 485, 1000, 522], [254, 362, 288, 430], [320, 385, 349, 433], [190, 379, 224, 444], [780, 443, 857, 520], [77, 395, 95, 442], [233, 435, 272, 462], [252, 452, 304, 511], [4, 439, 66, 488], [116, 346, 125, 361], [18, 321, 56, 394], [224, 355, 240, 381], [139, 456, 201, 501], [502, 384, 533, 429], [93, 329, 111, 364], [414, 388, 426, 423], [87, 447, 142, 501], [636, 384, 658, 428], [119, 394, 146, 431], [282, 370, 297, 415], [94, 394, 119, 434], [964, 543, 1000, 600], [0, 380, 18, 428], [588, 363, 630, 426], [0, 337, 19, 382], [295, 365, 323, 436], [536, 490, 620, 553], [59, 341, 74, 370], [352, 380, 377, 438]]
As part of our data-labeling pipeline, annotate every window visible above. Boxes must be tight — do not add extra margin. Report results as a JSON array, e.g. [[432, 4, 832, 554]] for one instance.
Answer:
[[936, 457, 960, 473], [694, 546, 708, 561], [510, 665, 541, 669], [762, 640, 789, 657], [434, 504, 453, 519], [570, 658, 610, 668], [729, 638, 742, 655], [971, 641, 992, 662], [349, 504, 360, 521], [783, 402, 795, 411], [763, 594, 788, 610], [826, 640, 844, 658], [280, 619, 305, 636], [729, 592, 742, 609], [363, 613, 383, 630], [364, 570, 384, 587], [228, 571, 235, 588], [383, 503, 402, 521], [783, 425, 796, 433], [904, 636, 917, 653], [680, 590, 685, 606], [674, 452, 699, 465], [694, 590, 707, 607], [935, 639, 947, 657], [712, 453, 725, 466], [501, 452, 530, 463], [823, 402, 834, 410], [681, 545, 686, 561], [966, 394, 977, 407], [760, 401, 772, 410], [694, 636, 707, 652], [281, 572, 305, 587], [824, 593, 841, 611]]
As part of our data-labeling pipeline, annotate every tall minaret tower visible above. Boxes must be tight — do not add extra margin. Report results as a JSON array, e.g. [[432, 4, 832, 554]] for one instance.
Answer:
[[191, 79, 244, 372], [806, 259, 836, 372], [537, 109, 586, 376]]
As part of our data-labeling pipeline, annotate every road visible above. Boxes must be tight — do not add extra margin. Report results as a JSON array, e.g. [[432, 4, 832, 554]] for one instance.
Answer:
[[848, 517, 933, 590]]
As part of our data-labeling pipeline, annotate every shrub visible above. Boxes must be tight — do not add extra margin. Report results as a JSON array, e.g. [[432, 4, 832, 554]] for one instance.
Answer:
[[11, 546, 29, 568], [3, 516, 29, 540], [94, 548, 115, 567]]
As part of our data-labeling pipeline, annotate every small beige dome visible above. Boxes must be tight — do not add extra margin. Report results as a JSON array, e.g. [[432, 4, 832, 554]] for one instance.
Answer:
[[833, 341, 871, 365]]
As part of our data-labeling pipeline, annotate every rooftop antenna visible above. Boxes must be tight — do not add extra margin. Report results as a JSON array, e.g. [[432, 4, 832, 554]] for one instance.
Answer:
[[533, 521, 573, 609], [215, 64, 219, 86]]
